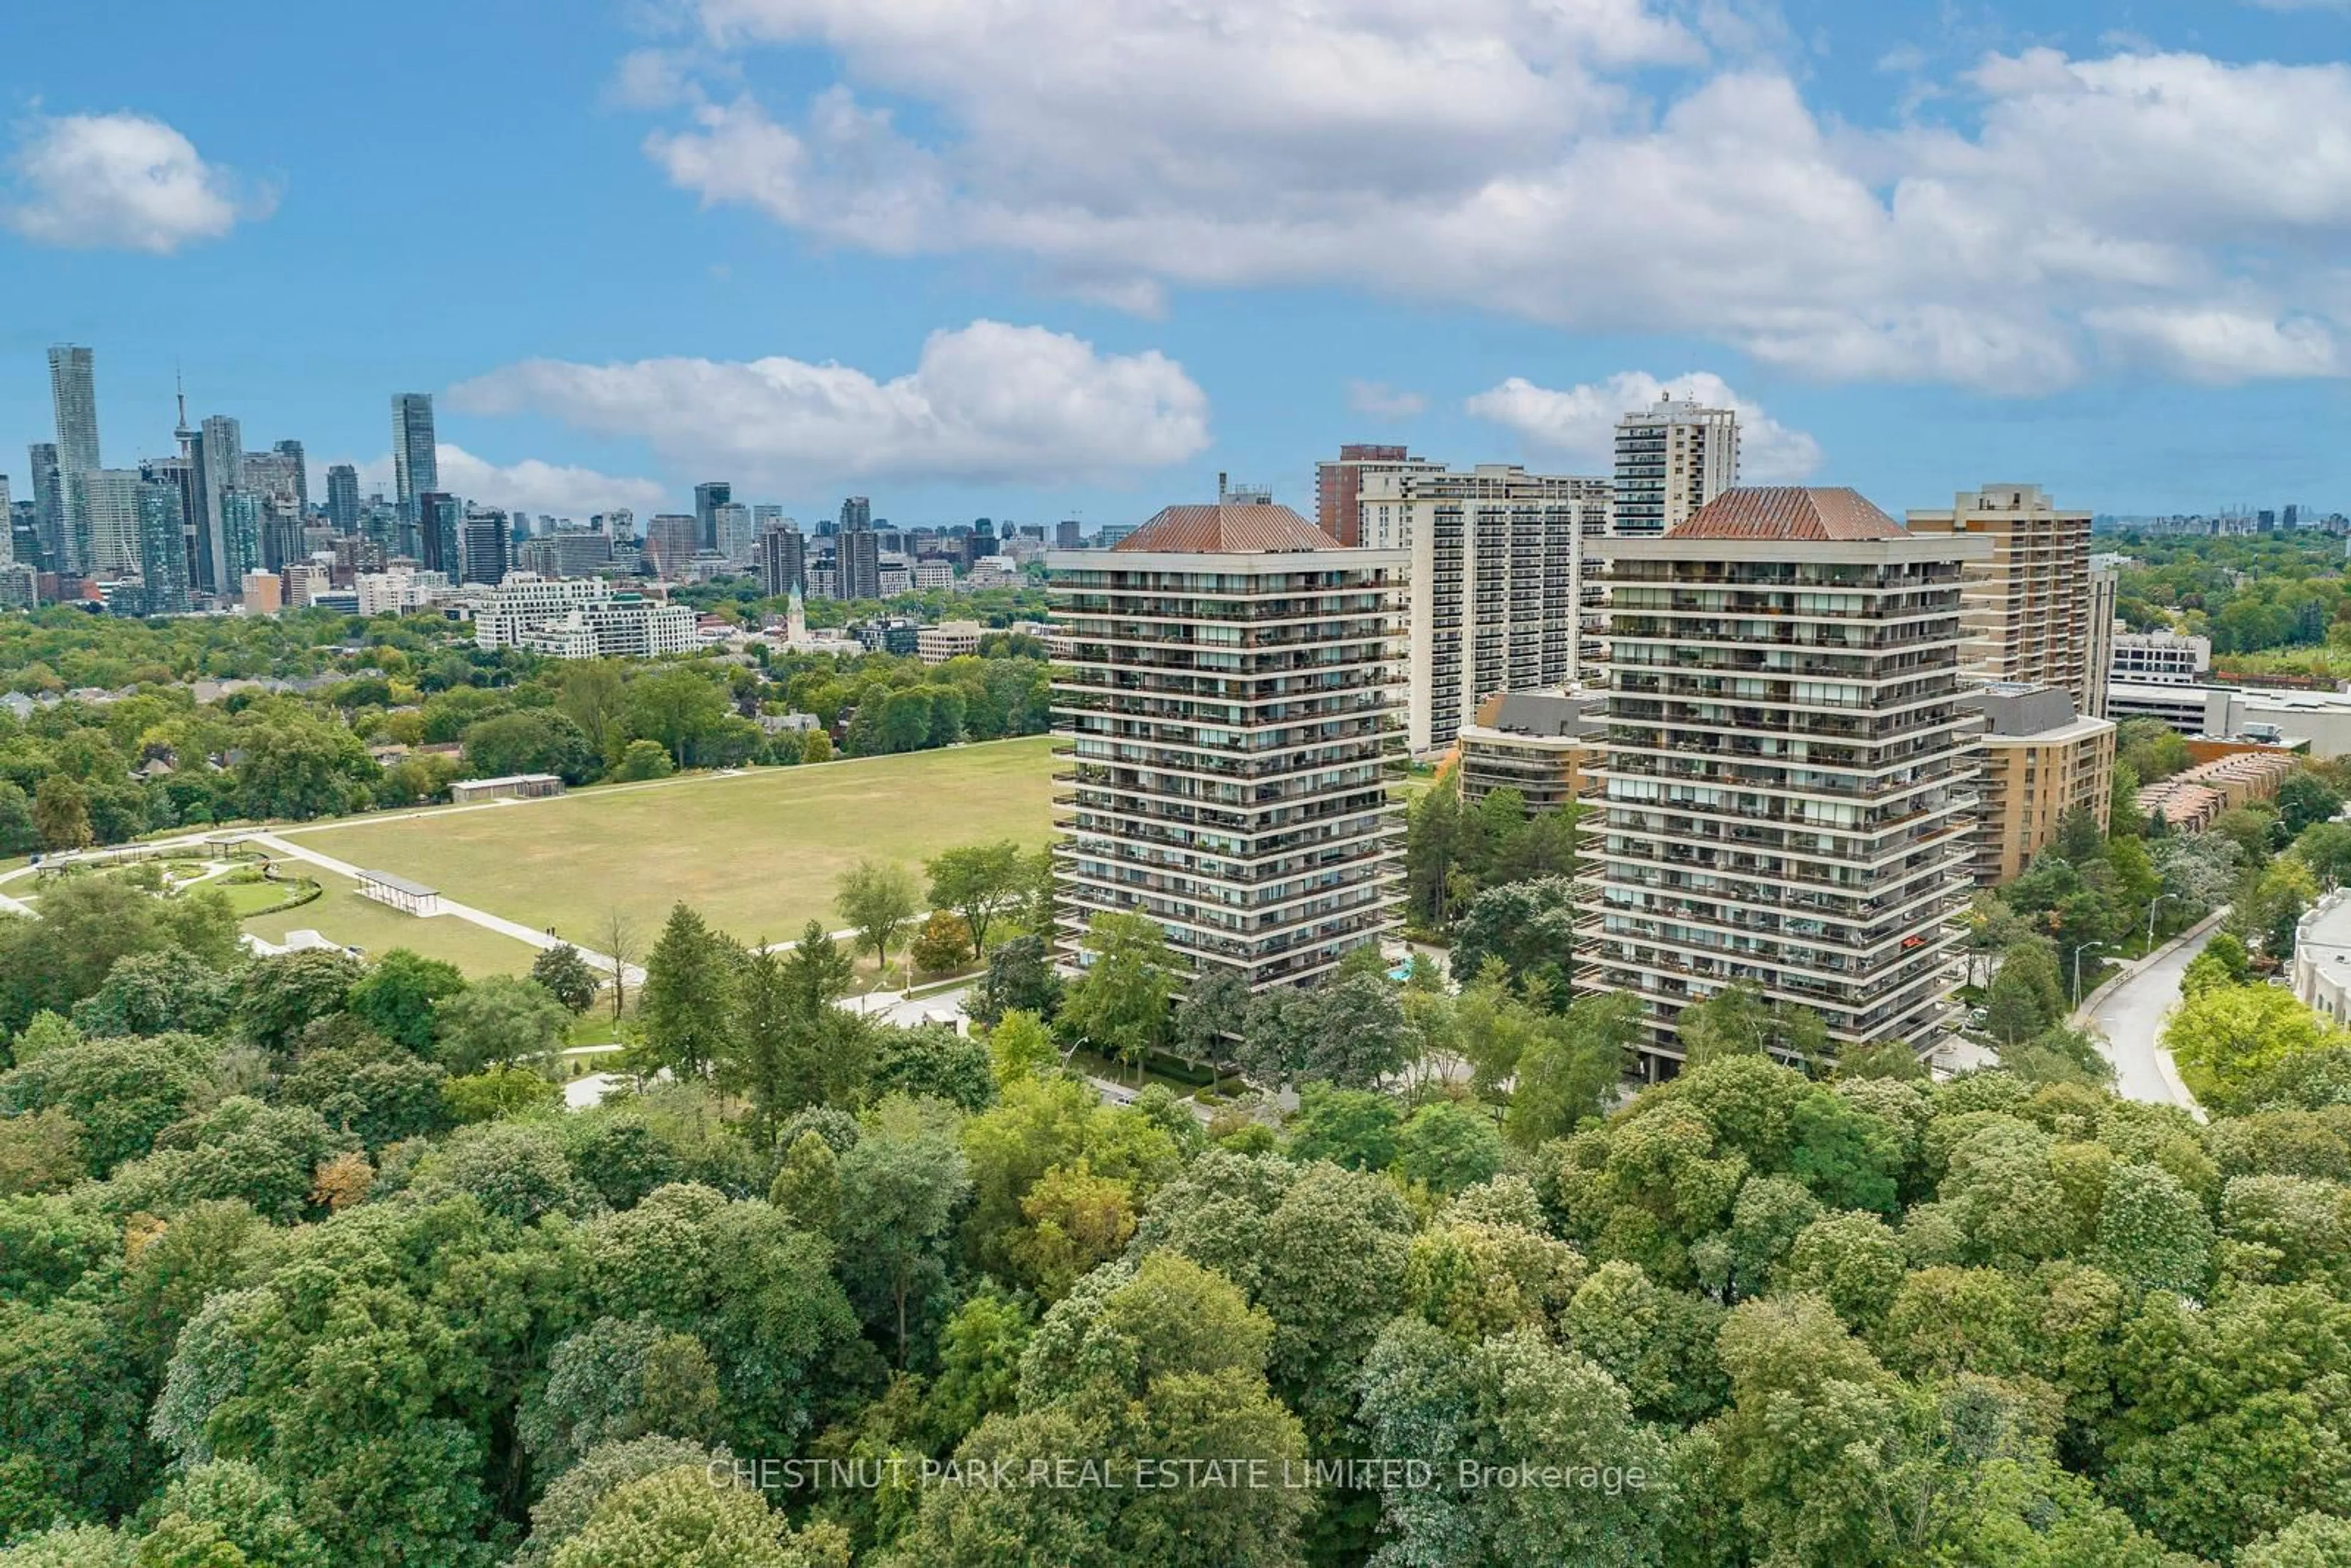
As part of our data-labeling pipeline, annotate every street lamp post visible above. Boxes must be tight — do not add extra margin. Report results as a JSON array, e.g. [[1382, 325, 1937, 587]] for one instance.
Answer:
[[2147, 893, 2183, 954], [2073, 940, 2108, 1009]]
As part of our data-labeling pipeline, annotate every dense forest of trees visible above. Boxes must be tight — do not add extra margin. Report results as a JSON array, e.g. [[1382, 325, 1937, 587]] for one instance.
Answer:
[[14, 543, 2351, 1562], [2109, 531, 2351, 667], [0, 601, 1051, 853], [9, 816, 2351, 1563]]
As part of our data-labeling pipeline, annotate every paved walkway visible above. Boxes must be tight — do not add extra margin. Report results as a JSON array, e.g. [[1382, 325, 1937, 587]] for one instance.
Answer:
[[844, 980, 975, 1030], [2074, 914, 2219, 1117], [242, 828, 636, 973]]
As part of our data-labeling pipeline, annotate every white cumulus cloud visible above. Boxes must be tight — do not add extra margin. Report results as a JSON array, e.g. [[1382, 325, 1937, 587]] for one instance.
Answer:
[[1466, 370, 1823, 481], [625, 3, 2351, 391], [6, 111, 272, 253], [2085, 306, 2341, 383], [447, 320, 1211, 487], [344, 445, 670, 520], [1347, 380, 1428, 419]]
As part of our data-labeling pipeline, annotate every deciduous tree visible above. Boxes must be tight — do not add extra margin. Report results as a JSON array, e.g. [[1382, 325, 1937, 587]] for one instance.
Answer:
[[924, 840, 1026, 958], [29, 775, 91, 851], [836, 860, 920, 971], [433, 975, 572, 1077], [348, 948, 467, 1052], [1056, 913, 1174, 1081], [2165, 982, 2344, 1109]]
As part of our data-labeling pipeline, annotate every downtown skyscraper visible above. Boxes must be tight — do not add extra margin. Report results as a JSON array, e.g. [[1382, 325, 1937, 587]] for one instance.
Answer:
[[23, 444, 62, 571], [836, 500, 880, 601], [272, 439, 309, 511], [197, 415, 244, 596], [325, 463, 362, 534], [47, 345, 101, 574], [694, 481, 732, 550], [392, 393, 438, 510]]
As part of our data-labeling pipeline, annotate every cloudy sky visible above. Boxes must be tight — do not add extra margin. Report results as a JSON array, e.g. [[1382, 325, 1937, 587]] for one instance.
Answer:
[[3, 0, 2348, 525]]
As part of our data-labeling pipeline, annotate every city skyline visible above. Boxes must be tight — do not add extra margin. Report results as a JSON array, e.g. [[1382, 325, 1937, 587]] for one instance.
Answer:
[[4, 2, 2350, 526], [7, 341, 2342, 548]]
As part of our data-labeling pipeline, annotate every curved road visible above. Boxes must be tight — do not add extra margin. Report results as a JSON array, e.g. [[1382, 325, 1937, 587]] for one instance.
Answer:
[[2077, 921, 2216, 1114]]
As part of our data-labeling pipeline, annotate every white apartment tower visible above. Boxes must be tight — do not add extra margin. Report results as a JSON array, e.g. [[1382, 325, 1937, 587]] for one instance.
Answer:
[[1048, 502, 1407, 991], [714, 502, 758, 565], [1358, 464, 1608, 756], [1587, 487, 1987, 1075], [1611, 399, 1739, 537]]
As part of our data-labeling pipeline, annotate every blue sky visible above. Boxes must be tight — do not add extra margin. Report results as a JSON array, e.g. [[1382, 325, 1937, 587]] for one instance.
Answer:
[[3, 0, 2349, 529]]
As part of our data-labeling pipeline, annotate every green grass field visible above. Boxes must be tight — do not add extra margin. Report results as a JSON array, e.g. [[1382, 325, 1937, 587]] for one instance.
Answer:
[[242, 868, 547, 977], [216, 879, 309, 917], [281, 737, 1060, 952]]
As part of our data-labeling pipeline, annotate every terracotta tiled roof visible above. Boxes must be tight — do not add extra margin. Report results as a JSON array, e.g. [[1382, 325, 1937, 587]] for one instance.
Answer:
[[1670, 487, 1907, 542], [1113, 503, 1345, 553]]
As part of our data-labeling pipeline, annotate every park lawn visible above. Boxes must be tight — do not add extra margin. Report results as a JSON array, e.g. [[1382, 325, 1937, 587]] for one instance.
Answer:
[[216, 878, 310, 918], [282, 737, 1060, 950], [566, 1013, 629, 1049], [241, 868, 545, 978]]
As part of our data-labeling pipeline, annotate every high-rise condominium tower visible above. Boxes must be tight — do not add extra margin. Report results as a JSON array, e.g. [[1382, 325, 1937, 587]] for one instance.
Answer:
[[391, 394, 438, 508], [836, 511, 881, 602], [1611, 399, 1738, 537], [1586, 487, 1986, 1076], [325, 465, 362, 534], [757, 525, 806, 599], [1315, 445, 1444, 547], [1904, 484, 2102, 718], [694, 481, 732, 550], [47, 345, 101, 574], [45, 346, 99, 476], [418, 494, 460, 577], [460, 509, 512, 586], [1048, 502, 1407, 991], [1358, 464, 1608, 755], [80, 470, 146, 577], [24, 445, 62, 571], [240, 446, 303, 507], [197, 416, 245, 595], [644, 515, 698, 579], [713, 503, 756, 565], [134, 469, 192, 614], [272, 440, 309, 511], [2085, 566, 2117, 720], [219, 492, 263, 586]]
